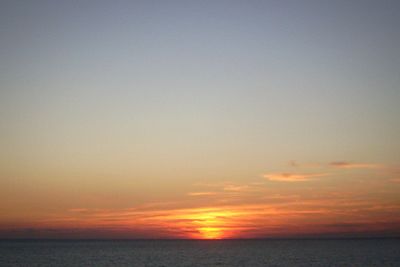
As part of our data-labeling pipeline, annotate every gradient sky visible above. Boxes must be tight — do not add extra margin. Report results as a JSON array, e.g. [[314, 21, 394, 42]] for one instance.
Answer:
[[1, 0, 400, 239]]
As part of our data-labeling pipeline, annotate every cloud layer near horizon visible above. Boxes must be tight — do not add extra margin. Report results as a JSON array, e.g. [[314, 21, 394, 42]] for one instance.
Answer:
[[1, 160, 399, 239]]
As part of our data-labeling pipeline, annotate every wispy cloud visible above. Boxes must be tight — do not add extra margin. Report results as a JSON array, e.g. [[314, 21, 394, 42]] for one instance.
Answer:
[[263, 173, 329, 182], [68, 208, 88, 213], [194, 181, 262, 193], [287, 160, 383, 170], [13, 195, 398, 239], [390, 178, 400, 183], [288, 160, 298, 167], [187, 192, 217, 197], [223, 184, 250, 192], [329, 161, 381, 169], [288, 161, 323, 168]]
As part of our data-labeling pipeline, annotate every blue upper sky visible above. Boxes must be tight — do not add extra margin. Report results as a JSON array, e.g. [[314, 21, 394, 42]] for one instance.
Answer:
[[0, 0, 399, 214]]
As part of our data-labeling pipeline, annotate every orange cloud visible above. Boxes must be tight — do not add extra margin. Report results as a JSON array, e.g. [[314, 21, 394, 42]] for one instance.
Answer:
[[193, 181, 262, 194], [2, 191, 400, 239], [2, 168, 399, 239], [68, 208, 89, 213], [263, 173, 329, 182], [223, 184, 250, 192], [187, 192, 217, 196]]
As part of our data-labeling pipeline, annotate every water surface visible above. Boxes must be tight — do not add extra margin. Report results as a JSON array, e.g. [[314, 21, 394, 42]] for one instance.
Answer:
[[1, 239, 399, 266]]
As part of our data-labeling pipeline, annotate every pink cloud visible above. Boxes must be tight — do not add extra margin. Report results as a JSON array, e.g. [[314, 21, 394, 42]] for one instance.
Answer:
[[263, 173, 329, 182]]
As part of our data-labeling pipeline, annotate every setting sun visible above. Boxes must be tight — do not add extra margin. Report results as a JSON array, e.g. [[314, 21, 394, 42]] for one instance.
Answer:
[[193, 211, 228, 239], [198, 227, 223, 239], [179, 210, 240, 239]]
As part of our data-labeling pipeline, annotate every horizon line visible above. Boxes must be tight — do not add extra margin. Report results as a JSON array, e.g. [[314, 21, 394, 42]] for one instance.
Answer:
[[1, 236, 399, 241]]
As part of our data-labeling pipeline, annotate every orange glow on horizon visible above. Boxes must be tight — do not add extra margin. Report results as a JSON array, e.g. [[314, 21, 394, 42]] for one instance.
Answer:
[[1, 185, 399, 239], [184, 210, 238, 239], [198, 227, 223, 239]]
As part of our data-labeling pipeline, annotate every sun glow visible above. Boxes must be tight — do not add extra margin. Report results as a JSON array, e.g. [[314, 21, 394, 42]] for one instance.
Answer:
[[198, 227, 223, 239], [189, 210, 238, 239]]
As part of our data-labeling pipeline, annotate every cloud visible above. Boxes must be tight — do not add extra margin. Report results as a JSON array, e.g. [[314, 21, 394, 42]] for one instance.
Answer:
[[286, 160, 383, 170], [194, 181, 263, 193], [263, 172, 329, 182], [287, 161, 326, 168], [223, 185, 250, 192], [68, 208, 89, 213], [288, 160, 298, 167], [329, 161, 381, 169], [3, 190, 400, 239], [187, 192, 217, 196]]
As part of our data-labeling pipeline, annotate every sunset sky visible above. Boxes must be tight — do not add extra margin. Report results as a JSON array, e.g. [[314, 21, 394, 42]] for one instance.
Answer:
[[1, 0, 400, 239]]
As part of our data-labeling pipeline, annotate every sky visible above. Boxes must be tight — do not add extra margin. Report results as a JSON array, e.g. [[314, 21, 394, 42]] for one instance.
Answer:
[[1, 0, 400, 239]]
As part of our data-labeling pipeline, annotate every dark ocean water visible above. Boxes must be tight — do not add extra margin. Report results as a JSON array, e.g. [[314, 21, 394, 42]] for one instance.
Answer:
[[0, 239, 399, 266]]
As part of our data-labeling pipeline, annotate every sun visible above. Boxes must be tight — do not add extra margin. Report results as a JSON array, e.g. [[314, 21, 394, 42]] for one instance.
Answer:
[[190, 210, 236, 239], [168, 209, 240, 239], [198, 227, 223, 239]]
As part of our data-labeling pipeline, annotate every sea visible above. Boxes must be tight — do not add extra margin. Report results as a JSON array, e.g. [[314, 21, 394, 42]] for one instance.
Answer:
[[0, 239, 399, 266]]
